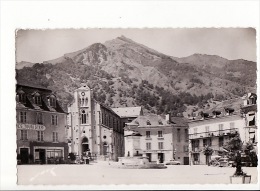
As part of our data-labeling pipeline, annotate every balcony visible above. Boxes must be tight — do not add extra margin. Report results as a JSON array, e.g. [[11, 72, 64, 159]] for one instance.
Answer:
[[189, 128, 239, 140]]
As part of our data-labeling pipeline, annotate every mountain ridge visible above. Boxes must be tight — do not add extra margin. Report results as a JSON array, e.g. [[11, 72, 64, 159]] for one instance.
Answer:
[[16, 36, 256, 116]]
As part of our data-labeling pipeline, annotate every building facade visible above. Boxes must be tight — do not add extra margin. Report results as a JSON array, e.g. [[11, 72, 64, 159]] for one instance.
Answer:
[[67, 85, 124, 161], [170, 117, 190, 165], [188, 93, 257, 165], [124, 115, 189, 164], [16, 83, 68, 164], [188, 114, 245, 165], [241, 93, 257, 146]]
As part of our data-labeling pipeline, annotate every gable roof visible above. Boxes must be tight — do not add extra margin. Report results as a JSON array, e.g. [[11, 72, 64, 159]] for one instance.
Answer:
[[111, 107, 142, 118]]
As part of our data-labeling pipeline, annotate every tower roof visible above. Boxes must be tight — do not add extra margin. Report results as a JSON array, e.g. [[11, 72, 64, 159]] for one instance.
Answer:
[[76, 84, 91, 91]]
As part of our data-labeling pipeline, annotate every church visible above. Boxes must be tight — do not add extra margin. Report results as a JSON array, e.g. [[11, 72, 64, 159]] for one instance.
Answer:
[[67, 85, 125, 161]]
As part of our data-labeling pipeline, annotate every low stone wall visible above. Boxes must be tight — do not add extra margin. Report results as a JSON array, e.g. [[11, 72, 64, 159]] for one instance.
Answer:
[[117, 163, 167, 169], [118, 157, 149, 165]]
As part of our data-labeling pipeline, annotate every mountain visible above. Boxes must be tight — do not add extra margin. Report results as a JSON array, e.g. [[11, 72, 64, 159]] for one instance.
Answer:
[[172, 53, 256, 88], [16, 36, 257, 116], [16, 61, 35, 69]]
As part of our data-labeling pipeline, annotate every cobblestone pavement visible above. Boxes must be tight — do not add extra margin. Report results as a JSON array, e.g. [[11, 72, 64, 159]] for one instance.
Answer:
[[17, 161, 258, 185]]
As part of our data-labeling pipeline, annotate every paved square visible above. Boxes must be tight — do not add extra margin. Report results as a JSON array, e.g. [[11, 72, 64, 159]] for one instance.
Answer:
[[17, 162, 258, 185]]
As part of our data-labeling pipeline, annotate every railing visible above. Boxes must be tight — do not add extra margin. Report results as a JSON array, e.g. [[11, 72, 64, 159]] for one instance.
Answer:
[[189, 128, 239, 139], [191, 145, 225, 153]]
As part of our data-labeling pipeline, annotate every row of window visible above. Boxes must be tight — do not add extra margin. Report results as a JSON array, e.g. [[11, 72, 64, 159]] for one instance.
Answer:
[[145, 129, 189, 142], [146, 142, 189, 152], [146, 142, 164, 150], [146, 131, 163, 138], [19, 111, 58, 125], [193, 122, 235, 134], [192, 137, 226, 148], [20, 130, 59, 142], [17, 92, 56, 107]]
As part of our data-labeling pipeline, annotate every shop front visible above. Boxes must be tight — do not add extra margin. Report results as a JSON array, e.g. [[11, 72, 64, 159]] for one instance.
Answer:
[[30, 142, 68, 164]]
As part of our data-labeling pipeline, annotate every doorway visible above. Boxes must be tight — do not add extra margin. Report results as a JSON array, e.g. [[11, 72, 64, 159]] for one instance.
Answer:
[[146, 153, 152, 162], [158, 153, 164, 163], [39, 149, 46, 164], [20, 148, 29, 164], [184, 157, 189, 165], [103, 142, 108, 156], [82, 137, 89, 154]]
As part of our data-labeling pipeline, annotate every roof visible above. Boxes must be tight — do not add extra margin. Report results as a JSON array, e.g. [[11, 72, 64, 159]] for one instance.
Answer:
[[16, 84, 66, 113], [190, 97, 244, 121], [126, 114, 170, 127], [16, 82, 51, 91], [170, 117, 189, 127], [209, 97, 243, 113], [99, 103, 119, 116], [76, 84, 91, 91], [111, 107, 142, 118]]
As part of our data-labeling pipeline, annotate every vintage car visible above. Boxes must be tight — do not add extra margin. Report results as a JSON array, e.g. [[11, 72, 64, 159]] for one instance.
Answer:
[[165, 159, 181, 165], [218, 158, 229, 167]]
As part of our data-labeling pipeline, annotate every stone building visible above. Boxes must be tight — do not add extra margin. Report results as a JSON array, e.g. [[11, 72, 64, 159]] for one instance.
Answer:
[[16, 83, 68, 164], [67, 85, 124, 161], [124, 114, 189, 164]]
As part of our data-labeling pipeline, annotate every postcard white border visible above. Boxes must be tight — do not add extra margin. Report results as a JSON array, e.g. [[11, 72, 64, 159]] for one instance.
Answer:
[[0, 0, 259, 190]]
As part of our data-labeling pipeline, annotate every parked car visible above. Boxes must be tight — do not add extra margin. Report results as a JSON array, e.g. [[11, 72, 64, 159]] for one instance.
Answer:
[[165, 159, 181, 165], [228, 160, 236, 167], [218, 158, 229, 167]]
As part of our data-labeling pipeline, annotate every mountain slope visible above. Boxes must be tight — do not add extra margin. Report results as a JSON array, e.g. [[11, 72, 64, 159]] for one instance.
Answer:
[[16, 36, 257, 116]]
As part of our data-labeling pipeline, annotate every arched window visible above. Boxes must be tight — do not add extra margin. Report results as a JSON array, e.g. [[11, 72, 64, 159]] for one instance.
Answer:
[[81, 110, 88, 124]]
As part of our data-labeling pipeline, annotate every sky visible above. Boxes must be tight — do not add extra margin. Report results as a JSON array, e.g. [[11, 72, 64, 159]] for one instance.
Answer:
[[16, 28, 257, 63]]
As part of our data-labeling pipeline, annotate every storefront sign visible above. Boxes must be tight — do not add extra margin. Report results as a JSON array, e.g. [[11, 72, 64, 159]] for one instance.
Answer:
[[17, 123, 46, 131]]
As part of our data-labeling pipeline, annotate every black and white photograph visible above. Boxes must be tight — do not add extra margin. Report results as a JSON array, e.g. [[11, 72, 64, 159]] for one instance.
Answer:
[[15, 28, 257, 185], [0, 0, 259, 190]]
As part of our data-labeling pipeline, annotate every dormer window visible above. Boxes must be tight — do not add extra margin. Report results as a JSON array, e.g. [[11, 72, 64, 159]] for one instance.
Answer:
[[158, 120, 163, 125], [16, 89, 26, 103], [249, 96, 256, 105], [49, 95, 56, 108], [146, 120, 151, 125], [225, 108, 234, 115], [33, 92, 42, 105], [17, 93, 26, 103]]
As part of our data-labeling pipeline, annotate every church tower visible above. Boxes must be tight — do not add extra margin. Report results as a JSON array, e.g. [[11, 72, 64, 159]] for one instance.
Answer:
[[68, 84, 96, 157]]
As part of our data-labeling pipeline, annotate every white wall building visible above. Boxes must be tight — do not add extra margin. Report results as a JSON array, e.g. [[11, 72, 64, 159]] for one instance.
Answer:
[[125, 115, 189, 164], [188, 92, 257, 165], [67, 85, 124, 161]]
